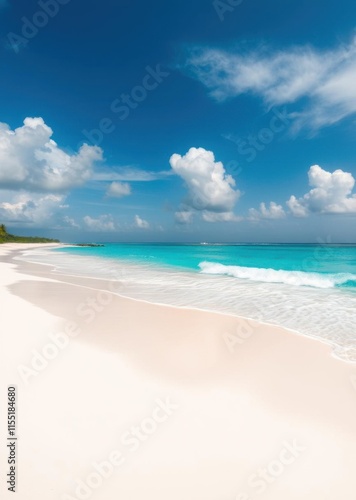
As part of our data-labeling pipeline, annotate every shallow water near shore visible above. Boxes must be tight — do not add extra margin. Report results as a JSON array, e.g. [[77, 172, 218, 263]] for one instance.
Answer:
[[17, 243, 356, 362]]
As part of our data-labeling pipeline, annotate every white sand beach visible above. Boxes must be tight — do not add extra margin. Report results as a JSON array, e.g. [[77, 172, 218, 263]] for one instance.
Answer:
[[1, 243, 356, 500]]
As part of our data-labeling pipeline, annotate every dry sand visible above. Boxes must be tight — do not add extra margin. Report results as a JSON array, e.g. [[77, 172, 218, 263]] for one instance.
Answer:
[[1, 243, 356, 500]]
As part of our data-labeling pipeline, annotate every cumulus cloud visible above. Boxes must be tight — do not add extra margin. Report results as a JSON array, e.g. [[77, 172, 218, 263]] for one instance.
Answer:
[[106, 181, 131, 198], [287, 165, 356, 216], [169, 147, 240, 222], [0, 192, 66, 226], [184, 37, 356, 131], [0, 117, 103, 192], [248, 202, 286, 221], [286, 196, 309, 218], [134, 215, 149, 229], [83, 215, 116, 232], [247, 166, 356, 220]]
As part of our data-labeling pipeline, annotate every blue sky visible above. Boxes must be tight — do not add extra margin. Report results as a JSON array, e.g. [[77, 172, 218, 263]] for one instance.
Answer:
[[1, 0, 356, 242]]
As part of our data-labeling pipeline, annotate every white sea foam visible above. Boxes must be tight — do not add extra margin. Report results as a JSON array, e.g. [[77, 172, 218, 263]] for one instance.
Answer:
[[199, 261, 356, 289]]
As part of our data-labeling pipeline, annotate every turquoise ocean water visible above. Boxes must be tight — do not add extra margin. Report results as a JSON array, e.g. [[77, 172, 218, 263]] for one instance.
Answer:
[[20, 243, 356, 361], [57, 243, 356, 289]]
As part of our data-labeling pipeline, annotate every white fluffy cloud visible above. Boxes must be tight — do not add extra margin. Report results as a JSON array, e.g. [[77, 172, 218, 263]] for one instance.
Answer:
[[83, 215, 116, 232], [134, 215, 149, 229], [286, 196, 309, 218], [0, 117, 103, 192], [287, 165, 356, 216], [247, 166, 356, 220], [185, 37, 356, 131], [248, 202, 286, 221], [170, 147, 239, 222], [106, 181, 131, 198], [0, 117, 104, 228], [0, 192, 66, 226]]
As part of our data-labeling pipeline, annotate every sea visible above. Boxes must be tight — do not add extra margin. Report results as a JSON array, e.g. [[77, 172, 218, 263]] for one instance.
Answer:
[[18, 243, 356, 362]]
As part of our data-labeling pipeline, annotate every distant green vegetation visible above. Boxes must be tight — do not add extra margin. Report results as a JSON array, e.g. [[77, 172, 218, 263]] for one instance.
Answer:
[[0, 224, 59, 244]]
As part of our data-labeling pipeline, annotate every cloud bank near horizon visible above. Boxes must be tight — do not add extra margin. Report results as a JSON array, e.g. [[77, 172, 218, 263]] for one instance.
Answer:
[[1, 119, 355, 232]]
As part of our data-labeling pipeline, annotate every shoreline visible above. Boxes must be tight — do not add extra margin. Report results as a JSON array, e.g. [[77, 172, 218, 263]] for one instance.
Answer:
[[11, 242, 356, 364], [2, 243, 356, 499]]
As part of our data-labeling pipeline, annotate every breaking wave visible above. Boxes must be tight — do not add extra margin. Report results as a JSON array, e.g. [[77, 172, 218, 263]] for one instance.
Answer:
[[199, 261, 356, 289]]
